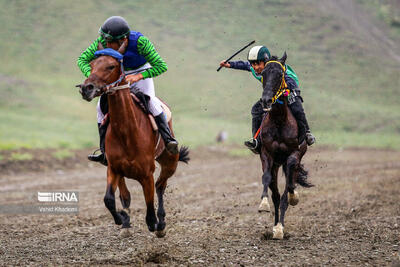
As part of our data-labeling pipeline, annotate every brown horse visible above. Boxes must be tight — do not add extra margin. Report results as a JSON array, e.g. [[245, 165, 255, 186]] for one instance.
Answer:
[[258, 52, 312, 239], [78, 46, 189, 237]]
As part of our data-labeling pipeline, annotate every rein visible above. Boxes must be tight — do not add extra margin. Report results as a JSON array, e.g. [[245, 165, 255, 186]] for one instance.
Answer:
[[265, 61, 289, 105]]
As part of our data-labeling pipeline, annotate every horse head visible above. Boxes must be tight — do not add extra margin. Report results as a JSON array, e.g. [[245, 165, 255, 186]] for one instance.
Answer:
[[78, 42, 127, 102], [260, 52, 287, 111]]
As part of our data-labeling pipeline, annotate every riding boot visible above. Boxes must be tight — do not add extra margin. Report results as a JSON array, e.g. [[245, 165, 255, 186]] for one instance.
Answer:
[[154, 112, 179, 154], [88, 123, 108, 166], [244, 106, 263, 154], [289, 97, 316, 146]]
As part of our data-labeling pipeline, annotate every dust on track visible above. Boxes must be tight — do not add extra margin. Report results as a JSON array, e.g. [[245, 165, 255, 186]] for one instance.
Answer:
[[0, 146, 399, 266]]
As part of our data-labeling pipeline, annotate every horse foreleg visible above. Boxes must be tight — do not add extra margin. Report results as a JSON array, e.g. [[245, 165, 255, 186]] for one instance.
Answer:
[[269, 164, 280, 225], [104, 169, 130, 227], [140, 175, 158, 232], [274, 157, 299, 240], [259, 155, 273, 212], [272, 188, 288, 240]]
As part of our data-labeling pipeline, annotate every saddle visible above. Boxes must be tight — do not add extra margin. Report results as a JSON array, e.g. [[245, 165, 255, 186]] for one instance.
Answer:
[[130, 92, 172, 131]]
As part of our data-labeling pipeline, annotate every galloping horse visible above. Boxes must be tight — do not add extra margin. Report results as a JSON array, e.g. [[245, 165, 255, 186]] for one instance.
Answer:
[[258, 52, 312, 239], [78, 45, 189, 237]]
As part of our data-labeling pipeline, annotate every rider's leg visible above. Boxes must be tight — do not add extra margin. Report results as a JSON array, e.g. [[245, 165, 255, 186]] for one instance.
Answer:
[[244, 100, 264, 153], [154, 111, 178, 154], [130, 74, 179, 154], [288, 96, 315, 145], [88, 96, 108, 165]]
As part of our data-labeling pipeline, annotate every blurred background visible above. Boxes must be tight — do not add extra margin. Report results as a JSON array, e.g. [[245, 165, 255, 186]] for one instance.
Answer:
[[0, 0, 399, 152]]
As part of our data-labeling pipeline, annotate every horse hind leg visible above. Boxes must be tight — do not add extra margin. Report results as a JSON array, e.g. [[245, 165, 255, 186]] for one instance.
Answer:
[[118, 177, 131, 229], [104, 169, 130, 228], [284, 154, 300, 206], [155, 154, 178, 238]]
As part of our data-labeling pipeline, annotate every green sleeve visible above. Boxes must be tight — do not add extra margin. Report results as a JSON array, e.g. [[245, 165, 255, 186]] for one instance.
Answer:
[[285, 64, 300, 87], [77, 36, 107, 78], [137, 36, 168, 79]]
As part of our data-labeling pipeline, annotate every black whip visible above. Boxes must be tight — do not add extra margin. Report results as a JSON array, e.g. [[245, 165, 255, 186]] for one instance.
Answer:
[[217, 40, 256, 72]]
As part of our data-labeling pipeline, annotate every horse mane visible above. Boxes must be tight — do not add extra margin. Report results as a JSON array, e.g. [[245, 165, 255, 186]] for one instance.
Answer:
[[268, 55, 279, 62]]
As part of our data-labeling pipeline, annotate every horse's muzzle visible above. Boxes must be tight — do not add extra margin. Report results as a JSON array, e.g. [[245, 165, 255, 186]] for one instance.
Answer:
[[262, 98, 272, 112], [78, 83, 101, 102]]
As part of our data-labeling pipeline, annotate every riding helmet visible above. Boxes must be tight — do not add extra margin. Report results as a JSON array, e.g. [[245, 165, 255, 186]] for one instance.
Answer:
[[248, 45, 271, 63], [99, 16, 130, 41]]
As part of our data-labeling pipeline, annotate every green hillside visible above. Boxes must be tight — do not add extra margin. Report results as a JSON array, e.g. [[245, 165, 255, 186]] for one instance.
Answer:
[[0, 0, 399, 150]]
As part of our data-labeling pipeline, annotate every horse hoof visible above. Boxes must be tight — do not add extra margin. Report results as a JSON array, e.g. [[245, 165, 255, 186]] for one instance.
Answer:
[[156, 229, 166, 238], [119, 228, 131, 238], [258, 197, 271, 212], [272, 223, 284, 240], [122, 208, 131, 215], [288, 191, 299, 206], [147, 223, 157, 232]]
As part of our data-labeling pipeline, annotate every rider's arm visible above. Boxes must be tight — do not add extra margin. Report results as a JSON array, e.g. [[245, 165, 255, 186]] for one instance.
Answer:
[[227, 61, 252, 72], [285, 75, 299, 90], [137, 36, 168, 79], [77, 36, 107, 78]]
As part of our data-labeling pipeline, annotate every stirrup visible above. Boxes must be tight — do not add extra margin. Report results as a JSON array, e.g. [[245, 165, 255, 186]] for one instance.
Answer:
[[244, 139, 260, 154]]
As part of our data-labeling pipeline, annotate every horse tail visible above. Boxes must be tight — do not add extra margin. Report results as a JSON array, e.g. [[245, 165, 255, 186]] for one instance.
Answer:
[[296, 164, 314, 188], [178, 146, 190, 164]]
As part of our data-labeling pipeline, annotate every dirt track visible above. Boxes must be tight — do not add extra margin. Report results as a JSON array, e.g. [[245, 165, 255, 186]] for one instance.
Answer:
[[0, 146, 399, 266]]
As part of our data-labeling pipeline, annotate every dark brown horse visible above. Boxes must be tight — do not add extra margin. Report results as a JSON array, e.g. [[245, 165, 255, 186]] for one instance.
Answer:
[[258, 52, 312, 239], [78, 45, 189, 237]]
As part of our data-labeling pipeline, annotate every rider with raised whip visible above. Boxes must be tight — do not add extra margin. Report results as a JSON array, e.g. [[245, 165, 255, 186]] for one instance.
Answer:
[[219, 45, 315, 153], [78, 16, 178, 165]]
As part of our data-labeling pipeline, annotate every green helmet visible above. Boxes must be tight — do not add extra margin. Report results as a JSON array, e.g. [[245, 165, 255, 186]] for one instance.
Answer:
[[248, 45, 271, 63]]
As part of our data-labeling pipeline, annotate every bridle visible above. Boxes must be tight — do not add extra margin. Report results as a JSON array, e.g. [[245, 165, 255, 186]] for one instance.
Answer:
[[101, 58, 130, 94], [92, 49, 131, 94], [264, 61, 290, 105]]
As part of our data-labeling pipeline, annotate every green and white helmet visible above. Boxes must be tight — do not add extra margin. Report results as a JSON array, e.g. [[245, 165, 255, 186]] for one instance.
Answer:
[[248, 45, 271, 63]]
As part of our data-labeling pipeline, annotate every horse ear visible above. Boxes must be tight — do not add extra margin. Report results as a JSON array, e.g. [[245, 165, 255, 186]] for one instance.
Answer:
[[280, 51, 287, 64], [98, 41, 104, 50], [118, 38, 128, 54]]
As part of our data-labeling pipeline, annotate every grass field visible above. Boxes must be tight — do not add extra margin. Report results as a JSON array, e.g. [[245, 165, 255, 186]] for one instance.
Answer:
[[0, 0, 399, 151]]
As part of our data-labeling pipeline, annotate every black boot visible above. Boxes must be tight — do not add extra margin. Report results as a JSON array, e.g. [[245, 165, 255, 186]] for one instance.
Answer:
[[154, 112, 179, 154], [244, 137, 261, 154], [88, 123, 108, 166], [289, 97, 315, 146], [244, 103, 264, 154]]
